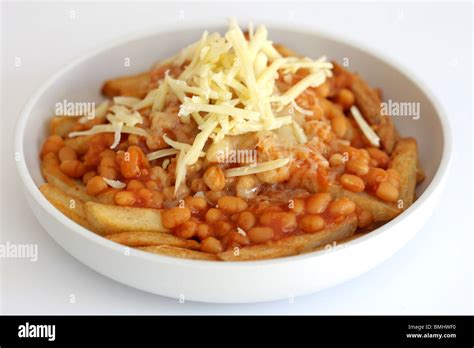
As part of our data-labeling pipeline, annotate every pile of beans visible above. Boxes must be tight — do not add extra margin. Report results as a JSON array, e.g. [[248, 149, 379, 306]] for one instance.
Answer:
[[157, 193, 364, 254], [329, 145, 400, 203]]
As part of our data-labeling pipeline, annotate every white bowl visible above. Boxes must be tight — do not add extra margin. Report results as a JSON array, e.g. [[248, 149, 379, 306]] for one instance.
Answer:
[[15, 23, 452, 303]]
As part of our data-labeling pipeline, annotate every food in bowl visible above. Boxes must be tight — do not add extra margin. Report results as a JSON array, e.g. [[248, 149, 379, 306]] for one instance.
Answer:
[[38, 20, 424, 261]]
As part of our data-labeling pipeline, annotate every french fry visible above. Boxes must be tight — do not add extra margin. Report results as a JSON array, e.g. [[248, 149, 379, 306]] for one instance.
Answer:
[[351, 75, 398, 153], [95, 188, 117, 205], [389, 138, 418, 209], [332, 62, 398, 153], [416, 159, 426, 184], [139, 245, 218, 261], [83, 201, 168, 234], [107, 231, 199, 249], [40, 183, 93, 230], [329, 185, 400, 222], [218, 214, 358, 261], [41, 153, 93, 202], [50, 116, 80, 137], [102, 72, 151, 99]]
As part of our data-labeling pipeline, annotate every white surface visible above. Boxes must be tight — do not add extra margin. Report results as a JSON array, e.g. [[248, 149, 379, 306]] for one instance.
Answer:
[[1, 1, 472, 314]]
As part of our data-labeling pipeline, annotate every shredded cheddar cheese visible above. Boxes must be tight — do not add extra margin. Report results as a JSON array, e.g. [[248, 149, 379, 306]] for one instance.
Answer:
[[224, 158, 290, 177], [350, 105, 381, 147], [70, 19, 333, 195]]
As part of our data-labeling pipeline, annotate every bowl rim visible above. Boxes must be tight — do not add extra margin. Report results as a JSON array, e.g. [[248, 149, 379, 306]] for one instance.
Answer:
[[14, 19, 453, 269]]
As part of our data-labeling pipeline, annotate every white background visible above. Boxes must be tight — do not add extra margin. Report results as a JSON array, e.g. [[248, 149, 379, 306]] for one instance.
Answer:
[[1, 1, 472, 314]]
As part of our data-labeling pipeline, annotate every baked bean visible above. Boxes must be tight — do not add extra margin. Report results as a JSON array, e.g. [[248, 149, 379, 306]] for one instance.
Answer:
[[127, 179, 144, 190], [98, 149, 116, 160], [329, 153, 346, 167], [150, 191, 164, 208], [247, 227, 274, 244], [137, 188, 152, 201], [345, 159, 369, 176], [225, 231, 250, 248], [306, 193, 332, 214], [358, 210, 373, 228], [238, 211, 256, 231], [358, 149, 371, 162], [375, 181, 399, 202], [115, 191, 137, 206], [98, 157, 118, 180], [121, 145, 149, 178], [150, 166, 169, 186], [86, 175, 108, 196], [82, 170, 97, 185], [191, 178, 208, 193], [365, 168, 388, 186], [205, 190, 225, 206], [213, 221, 233, 237], [41, 135, 64, 157], [145, 180, 159, 191], [127, 134, 140, 145], [203, 166, 225, 191], [206, 137, 232, 163], [315, 81, 330, 98], [162, 187, 176, 201], [290, 198, 305, 215], [184, 196, 207, 213], [343, 146, 370, 163], [340, 174, 365, 192], [217, 196, 248, 214], [367, 147, 389, 168], [205, 208, 226, 223], [328, 197, 356, 217], [235, 175, 259, 200], [328, 104, 345, 120], [196, 224, 213, 240], [145, 134, 167, 151], [58, 146, 77, 162], [60, 160, 86, 178], [256, 166, 290, 184], [162, 207, 191, 229], [386, 169, 401, 189], [259, 211, 297, 232], [230, 213, 240, 223], [335, 88, 355, 109], [299, 214, 325, 233], [176, 220, 197, 239], [331, 115, 348, 138], [200, 237, 223, 254]]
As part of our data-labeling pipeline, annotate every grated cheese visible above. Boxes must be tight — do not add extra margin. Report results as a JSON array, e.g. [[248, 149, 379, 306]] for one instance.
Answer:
[[113, 96, 141, 108], [102, 177, 127, 189], [74, 19, 333, 195], [224, 158, 290, 177], [162, 158, 170, 169], [350, 106, 381, 147], [68, 124, 148, 138], [292, 120, 308, 144], [79, 100, 109, 124], [146, 148, 179, 161]]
